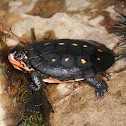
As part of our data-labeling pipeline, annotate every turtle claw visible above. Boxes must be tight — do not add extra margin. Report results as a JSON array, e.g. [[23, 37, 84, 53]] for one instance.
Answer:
[[85, 77, 108, 98], [95, 87, 108, 98], [29, 83, 40, 91]]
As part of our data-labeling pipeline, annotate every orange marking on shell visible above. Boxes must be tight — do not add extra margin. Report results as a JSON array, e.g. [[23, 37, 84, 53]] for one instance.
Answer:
[[83, 45, 87, 47], [43, 77, 75, 83], [59, 43, 64, 45], [72, 43, 78, 46], [51, 59, 56, 62], [97, 58, 100, 60], [65, 58, 69, 61], [64, 70, 67, 73], [81, 59, 86, 64], [24, 55, 28, 59], [97, 49, 102, 52], [44, 43, 51, 45], [43, 77, 62, 83]]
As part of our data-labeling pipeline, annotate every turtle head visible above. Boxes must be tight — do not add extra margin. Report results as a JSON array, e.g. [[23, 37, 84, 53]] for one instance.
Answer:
[[8, 49, 34, 72]]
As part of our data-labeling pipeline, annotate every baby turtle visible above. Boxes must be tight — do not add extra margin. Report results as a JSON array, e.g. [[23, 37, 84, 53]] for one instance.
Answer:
[[8, 39, 115, 97]]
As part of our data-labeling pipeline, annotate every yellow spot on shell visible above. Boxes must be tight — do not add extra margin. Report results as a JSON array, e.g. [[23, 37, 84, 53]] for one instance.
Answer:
[[72, 43, 78, 46], [81, 59, 86, 64], [44, 43, 51, 45], [59, 43, 64, 45], [97, 58, 100, 60], [65, 58, 69, 61], [24, 56, 28, 59], [64, 70, 67, 73], [51, 59, 56, 62], [97, 49, 102, 52], [83, 45, 87, 47]]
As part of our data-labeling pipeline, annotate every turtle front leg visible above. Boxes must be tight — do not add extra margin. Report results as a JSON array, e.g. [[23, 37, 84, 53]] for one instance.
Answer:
[[85, 77, 108, 97], [30, 71, 43, 91]]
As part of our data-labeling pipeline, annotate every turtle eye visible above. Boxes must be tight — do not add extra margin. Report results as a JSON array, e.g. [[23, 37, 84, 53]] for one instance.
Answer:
[[15, 53, 23, 60], [15, 52, 24, 61], [16, 54, 23, 59]]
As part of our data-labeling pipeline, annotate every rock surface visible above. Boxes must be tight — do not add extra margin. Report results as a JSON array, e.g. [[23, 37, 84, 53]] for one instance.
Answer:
[[0, 0, 125, 126]]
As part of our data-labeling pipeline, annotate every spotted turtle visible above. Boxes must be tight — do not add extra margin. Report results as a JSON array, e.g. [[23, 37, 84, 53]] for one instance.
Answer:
[[8, 39, 115, 97]]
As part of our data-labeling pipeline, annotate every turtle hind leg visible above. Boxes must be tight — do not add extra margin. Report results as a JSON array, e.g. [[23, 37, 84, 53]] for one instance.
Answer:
[[85, 77, 108, 97]]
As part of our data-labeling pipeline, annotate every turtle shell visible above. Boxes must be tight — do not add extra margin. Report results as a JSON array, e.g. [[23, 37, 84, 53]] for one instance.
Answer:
[[27, 39, 114, 80]]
